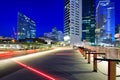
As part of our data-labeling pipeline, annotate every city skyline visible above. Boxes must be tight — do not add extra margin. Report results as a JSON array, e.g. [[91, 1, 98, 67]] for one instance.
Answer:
[[0, 0, 64, 37], [0, 0, 120, 38]]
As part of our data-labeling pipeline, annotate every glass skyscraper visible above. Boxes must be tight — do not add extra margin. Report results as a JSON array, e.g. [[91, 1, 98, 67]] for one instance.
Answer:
[[17, 12, 36, 40], [64, 0, 82, 46], [95, 0, 115, 44], [82, 0, 95, 43]]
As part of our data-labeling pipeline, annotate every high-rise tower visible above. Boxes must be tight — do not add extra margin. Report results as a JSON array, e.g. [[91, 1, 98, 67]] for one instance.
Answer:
[[17, 12, 36, 40], [82, 0, 95, 43], [64, 0, 82, 46], [95, 0, 115, 44]]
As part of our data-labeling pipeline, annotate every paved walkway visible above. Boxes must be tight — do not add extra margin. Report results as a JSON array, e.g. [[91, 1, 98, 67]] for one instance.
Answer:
[[41, 48, 120, 80], [51, 49, 108, 80]]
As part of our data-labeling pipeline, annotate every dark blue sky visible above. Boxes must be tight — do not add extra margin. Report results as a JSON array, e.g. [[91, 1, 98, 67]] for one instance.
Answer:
[[0, 0, 64, 37], [0, 0, 120, 37]]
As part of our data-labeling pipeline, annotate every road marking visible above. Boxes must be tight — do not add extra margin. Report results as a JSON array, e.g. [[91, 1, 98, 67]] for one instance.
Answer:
[[13, 60, 56, 80]]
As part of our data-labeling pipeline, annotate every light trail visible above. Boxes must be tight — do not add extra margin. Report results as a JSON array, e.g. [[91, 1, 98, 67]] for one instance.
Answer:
[[13, 60, 56, 80]]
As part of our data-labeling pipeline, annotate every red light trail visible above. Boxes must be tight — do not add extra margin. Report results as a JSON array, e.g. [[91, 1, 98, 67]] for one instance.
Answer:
[[13, 60, 56, 80]]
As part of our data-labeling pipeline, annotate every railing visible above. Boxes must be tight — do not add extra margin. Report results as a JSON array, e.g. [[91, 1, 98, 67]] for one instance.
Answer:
[[78, 46, 120, 80]]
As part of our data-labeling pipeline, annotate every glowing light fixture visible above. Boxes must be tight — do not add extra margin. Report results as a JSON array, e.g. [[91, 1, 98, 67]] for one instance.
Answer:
[[64, 36, 70, 41]]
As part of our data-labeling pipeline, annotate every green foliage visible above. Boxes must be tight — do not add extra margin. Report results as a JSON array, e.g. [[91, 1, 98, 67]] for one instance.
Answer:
[[118, 44, 120, 48]]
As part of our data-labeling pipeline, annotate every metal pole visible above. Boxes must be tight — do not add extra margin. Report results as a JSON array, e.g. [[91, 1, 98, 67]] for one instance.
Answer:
[[88, 53, 90, 64], [108, 61, 116, 80], [93, 53, 97, 72]]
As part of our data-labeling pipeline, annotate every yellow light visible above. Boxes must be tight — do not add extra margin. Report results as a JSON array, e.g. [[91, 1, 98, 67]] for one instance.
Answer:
[[11, 39, 15, 43]]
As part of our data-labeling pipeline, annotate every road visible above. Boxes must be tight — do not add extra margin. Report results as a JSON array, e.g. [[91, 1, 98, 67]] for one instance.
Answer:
[[0, 47, 120, 80]]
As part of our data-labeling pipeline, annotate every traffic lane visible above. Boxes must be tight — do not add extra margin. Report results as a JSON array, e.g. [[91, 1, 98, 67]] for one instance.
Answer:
[[13, 60, 56, 80], [0, 48, 75, 80], [11, 49, 77, 80], [1, 59, 58, 80], [0, 48, 59, 78], [12, 49, 75, 70], [0, 68, 54, 80], [0, 57, 57, 80], [0, 48, 72, 80], [0, 59, 22, 78]]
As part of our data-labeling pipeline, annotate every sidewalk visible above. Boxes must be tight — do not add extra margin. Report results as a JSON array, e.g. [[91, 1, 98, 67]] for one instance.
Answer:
[[51, 49, 120, 80]]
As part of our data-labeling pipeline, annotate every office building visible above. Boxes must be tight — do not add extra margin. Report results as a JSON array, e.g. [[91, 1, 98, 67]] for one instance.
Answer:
[[44, 27, 63, 41], [17, 12, 36, 40], [44, 32, 53, 38], [64, 0, 82, 46], [82, 0, 95, 43], [57, 31, 64, 41], [95, 0, 115, 44], [52, 27, 58, 40], [115, 25, 120, 34]]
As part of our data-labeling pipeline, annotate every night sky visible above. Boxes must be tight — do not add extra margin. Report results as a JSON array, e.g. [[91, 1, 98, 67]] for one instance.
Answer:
[[0, 0, 120, 37], [0, 0, 64, 37]]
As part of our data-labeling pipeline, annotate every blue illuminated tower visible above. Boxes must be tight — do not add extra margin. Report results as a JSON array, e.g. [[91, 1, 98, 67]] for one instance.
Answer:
[[95, 0, 115, 44]]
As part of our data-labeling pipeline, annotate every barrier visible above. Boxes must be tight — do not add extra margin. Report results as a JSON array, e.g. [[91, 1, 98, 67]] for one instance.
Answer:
[[78, 46, 120, 80], [86, 52, 105, 70], [78, 47, 85, 56], [95, 58, 120, 80], [95, 47, 120, 59]]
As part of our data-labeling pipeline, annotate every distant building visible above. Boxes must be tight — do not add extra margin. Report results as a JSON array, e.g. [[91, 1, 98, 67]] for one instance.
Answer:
[[57, 31, 63, 41], [115, 25, 120, 34], [64, 0, 82, 46], [114, 25, 120, 46], [0, 36, 3, 39], [44, 32, 53, 38], [17, 12, 36, 40], [44, 27, 63, 41], [95, 0, 115, 44], [51, 27, 58, 40], [82, 0, 95, 43], [0, 36, 13, 43]]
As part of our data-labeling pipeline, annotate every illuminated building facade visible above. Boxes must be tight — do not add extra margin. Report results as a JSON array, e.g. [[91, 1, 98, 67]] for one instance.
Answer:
[[82, 0, 95, 43], [115, 25, 120, 34], [44, 27, 63, 41], [17, 12, 36, 40], [64, 0, 82, 46], [95, 0, 115, 44]]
